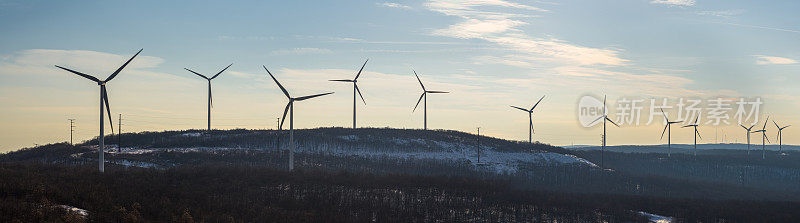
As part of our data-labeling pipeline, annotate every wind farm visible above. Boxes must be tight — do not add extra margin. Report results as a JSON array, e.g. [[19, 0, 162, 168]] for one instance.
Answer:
[[2, 1, 799, 222], [185, 63, 232, 131], [412, 70, 448, 130], [752, 116, 771, 159], [265, 66, 334, 171], [54, 48, 142, 172], [682, 116, 702, 156], [659, 108, 683, 157], [510, 95, 545, 143], [329, 59, 368, 128]]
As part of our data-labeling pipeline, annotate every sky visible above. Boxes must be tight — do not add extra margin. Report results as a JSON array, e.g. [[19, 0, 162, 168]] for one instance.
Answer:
[[0, 0, 798, 152]]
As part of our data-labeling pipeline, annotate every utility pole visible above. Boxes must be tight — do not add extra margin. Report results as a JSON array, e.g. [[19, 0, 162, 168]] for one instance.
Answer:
[[476, 127, 481, 164], [68, 119, 75, 145], [118, 114, 122, 152]]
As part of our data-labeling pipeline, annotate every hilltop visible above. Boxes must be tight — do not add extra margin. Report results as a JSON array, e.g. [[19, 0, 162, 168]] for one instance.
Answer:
[[3, 128, 800, 222]]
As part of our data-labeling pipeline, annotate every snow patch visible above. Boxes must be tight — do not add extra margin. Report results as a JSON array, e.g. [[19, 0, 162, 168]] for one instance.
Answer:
[[337, 135, 360, 141], [181, 132, 202, 137], [58, 205, 88, 217], [637, 211, 672, 223], [294, 140, 596, 174], [108, 159, 161, 168]]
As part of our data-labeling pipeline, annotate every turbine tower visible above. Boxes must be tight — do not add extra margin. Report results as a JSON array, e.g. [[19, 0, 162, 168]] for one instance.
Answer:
[[412, 70, 448, 130], [588, 95, 619, 169], [329, 59, 368, 128], [55, 49, 142, 172], [265, 66, 334, 171], [682, 116, 702, 156], [185, 63, 233, 131], [739, 124, 755, 155], [510, 95, 545, 143], [751, 116, 770, 159], [773, 120, 791, 154], [659, 108, 683, 157]]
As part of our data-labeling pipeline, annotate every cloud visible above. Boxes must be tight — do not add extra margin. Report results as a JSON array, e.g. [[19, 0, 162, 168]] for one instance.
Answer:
[[377, 2, 412, 9], [650, 0, 695, 6], [432, 18, 526, 38], [696, 9, 743, 18], [270, 48, 333, 55], [426, 0, 627, 66], [711, 21, 800, 34], [0, 49, 166, 79], [754, 55, 798, 65]]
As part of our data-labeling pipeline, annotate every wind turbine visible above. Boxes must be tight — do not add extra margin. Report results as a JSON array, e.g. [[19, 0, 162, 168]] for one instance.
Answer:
[[588, 95, 619, 168], [264, 66, 334, 171], [751, 116, 770, 159], [510, 95, 545, 143], [412, 70, 448, 130], [184, 63, 232, 131], [740, 124, 755, 155], [659, 108, 683, 157], [773, 120, 791, 154], [682, 116, 702, 156], [55, 49, 142, 172], [329, 59, 368, 128]]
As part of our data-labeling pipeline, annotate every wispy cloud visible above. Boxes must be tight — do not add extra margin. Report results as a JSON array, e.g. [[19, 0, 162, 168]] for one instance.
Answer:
[[377, 2, 412, 10], [754, 55, 798, 65], [711, 21, 800, 34], [270, 48, 333, 55], [696, 9, 743, 18], [426, 0, 627, 66], [650, 0, 696, 7]]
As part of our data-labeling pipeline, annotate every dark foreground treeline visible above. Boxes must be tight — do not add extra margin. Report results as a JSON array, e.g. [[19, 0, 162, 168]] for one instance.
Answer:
[[2, 162, 800, 223]]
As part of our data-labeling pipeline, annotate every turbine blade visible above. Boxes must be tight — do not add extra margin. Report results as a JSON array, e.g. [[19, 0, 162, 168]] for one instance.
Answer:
[[694, 116, 699, 125], [413, 70, 425, 91], [185, 68, 209, 79], [603, 95, 606, 114], [105, 48, 142, 82], [355, 84, 366, 105], [510, 105, 529, 112], [660, 108, 668, 122], [783, 125, 791, 130], [696, 129, 702, 140], [529, 117, 534, 134], [263, 66, 291, 98], [606, 117, 620, 127], [55, 66, 101, 82], [773, 120, 780, 129], [295, 92, 334, 101], [279, 102, 290, 130], [660, 124, 668, 140], [329, 79, 353, 82], [588, 115, 604, 126], [354, 59, 368, 80], [740, 124, 748, 130], [102, 86, 114, 134], [210, 63, 232, 80], [531, 95, 545, 111], [413, 93, 425, 112], [426, 91, 448, 93], [765, 133, 771, 143], [763, 116, 769, 130], [682, 125, 691, 128], [208, 82, 213, 108]]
